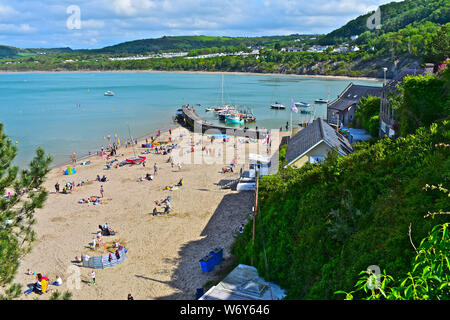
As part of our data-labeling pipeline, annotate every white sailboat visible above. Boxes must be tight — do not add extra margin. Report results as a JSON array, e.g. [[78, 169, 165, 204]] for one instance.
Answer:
[[270, 79, 286, 109]]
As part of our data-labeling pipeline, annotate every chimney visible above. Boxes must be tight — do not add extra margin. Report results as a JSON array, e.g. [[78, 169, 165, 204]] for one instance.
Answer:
[[425, 63, 434, 76]]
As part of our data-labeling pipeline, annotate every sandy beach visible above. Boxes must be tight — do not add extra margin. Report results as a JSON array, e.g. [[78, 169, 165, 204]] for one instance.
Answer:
[[0, 69, 384, 82], [16, 125, 280, 300]]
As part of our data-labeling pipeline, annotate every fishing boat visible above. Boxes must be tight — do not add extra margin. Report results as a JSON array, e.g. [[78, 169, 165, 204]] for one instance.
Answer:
[[205, 107, 215, 112], [270, 102, 286, 109], [225, 114, 244, 125], [214, 105, 236, 113], [314, 98, 329, 104], [213, 74, 238, 114], [243, 115, 256, 122], [238, 107, 256, 123], [218, 110, 234, 121], [104, 90, 114, 96]]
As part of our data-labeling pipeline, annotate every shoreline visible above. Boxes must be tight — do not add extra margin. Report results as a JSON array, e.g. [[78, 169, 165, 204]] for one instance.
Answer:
[[0, 69, 384, 82], [50, 123, 181, 170], [16, 125, 259, 300]]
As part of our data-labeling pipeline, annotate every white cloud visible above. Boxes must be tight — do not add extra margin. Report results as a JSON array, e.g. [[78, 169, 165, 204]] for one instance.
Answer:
[[81, 19, 105, 29], [0, 23, 35, 34], [0, 4, 17, 17], [111, 0, 156, 16], [0, 0, 398, 48]]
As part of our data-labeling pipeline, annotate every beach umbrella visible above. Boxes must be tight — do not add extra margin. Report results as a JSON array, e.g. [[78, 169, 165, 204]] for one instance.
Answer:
[[64, 167, 77, 175]]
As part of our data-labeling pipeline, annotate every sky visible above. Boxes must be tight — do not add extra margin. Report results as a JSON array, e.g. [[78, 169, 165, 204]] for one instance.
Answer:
[[0, 0, 400, 49]]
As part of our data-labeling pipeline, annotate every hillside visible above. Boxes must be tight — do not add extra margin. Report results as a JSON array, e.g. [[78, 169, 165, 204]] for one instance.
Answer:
[[230, 67, 450, 299], [318, 0, 450, 44], [0, 46, 72, 58], [81, 35, 311, 54], [0, 45, 20, 58], [231, 120, 449, 299]]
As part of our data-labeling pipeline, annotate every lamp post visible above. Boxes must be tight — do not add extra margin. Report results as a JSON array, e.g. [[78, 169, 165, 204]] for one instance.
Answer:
[[383, 67, 388, 87]]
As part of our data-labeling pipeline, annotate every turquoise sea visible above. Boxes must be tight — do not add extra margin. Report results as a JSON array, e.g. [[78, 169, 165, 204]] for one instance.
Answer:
[[0, 72, 381, 168]]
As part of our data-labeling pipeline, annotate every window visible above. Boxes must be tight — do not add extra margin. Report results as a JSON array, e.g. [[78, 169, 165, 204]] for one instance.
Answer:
[[310, 156, 325, 164]]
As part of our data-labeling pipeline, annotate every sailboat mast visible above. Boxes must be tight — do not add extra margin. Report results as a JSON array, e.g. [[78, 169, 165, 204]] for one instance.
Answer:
[[221, 74, 224, 106], [128, 123, 136, 157]]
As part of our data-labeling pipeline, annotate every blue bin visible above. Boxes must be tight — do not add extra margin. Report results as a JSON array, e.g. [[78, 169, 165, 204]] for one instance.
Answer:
[[199, 255, 215, 272], [195, 288, 204, 299], [209, 248, 223, 265]]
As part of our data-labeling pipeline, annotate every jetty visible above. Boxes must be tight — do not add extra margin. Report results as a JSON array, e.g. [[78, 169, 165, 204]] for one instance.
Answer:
[[176, 105, 267, 139]]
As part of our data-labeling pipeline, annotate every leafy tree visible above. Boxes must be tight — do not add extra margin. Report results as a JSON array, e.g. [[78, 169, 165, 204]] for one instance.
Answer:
[[425, 24, 449, 66], [336, 222, 450, 300], [353, 95, 381, 136], [0, 123, 52, 299]]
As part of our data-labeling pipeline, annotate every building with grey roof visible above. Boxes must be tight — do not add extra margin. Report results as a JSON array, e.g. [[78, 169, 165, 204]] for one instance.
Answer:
[[327, 83, 383, 128], [379, 66, 430, 138], [285, 118, 353, 168]]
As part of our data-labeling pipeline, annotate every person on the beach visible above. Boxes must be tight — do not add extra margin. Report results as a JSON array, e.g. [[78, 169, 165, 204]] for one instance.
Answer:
[[169, 129, 172, 135], [91, 271, 96, 285], [51, 276, 63, 286], [72, 153, 76, 164], [55, 182, 59, 193], [100, 185, 104, 198], [128, 293, 134, 300], [153, 163, 158, 175]]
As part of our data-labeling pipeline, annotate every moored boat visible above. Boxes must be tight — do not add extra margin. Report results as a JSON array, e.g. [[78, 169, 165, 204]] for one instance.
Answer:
[[270, 102, 286, 109], [295, 101, 311, 108], [314, 98, 329, 104], [225, 114, 244, 125]]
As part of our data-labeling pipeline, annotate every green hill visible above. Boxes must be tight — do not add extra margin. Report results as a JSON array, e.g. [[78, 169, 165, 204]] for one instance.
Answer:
[[84, 35, 308, 54], [0, 45, 20, 58], [318, 0, 450, 45], [0, 46, 72, 58], [231, 69, 450, 299], [232, 120, 449, 299]]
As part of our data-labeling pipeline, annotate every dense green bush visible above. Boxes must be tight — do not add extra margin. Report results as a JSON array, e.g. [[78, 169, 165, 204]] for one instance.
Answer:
[[231, 120, 450, 299], [353, 95, 381, 136]]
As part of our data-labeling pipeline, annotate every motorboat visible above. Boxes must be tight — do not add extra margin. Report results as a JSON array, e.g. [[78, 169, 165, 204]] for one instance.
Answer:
[[104, 90, 114, 96], [225, 114, 244, 125], [314, 98, 329, 104], [270, 102, 286, 109], [295, 101, 311, 108]]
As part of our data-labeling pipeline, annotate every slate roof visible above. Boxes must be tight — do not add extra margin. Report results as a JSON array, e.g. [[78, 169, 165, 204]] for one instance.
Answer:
[[328, 83, 383, 112], [385, 68, 425, 92], [285, 118, 353, 165]]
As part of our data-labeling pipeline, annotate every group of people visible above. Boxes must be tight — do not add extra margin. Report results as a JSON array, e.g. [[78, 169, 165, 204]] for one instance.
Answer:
[[55, 179, 92, 194], [96, 175, 108, 182], [164, 177, 183, 191], [153, 195, 172, 215], [24, 273, 62, 296], [78, 195, 102, 205], [99, 222, 116, 236], [137, 173, 154, 182]]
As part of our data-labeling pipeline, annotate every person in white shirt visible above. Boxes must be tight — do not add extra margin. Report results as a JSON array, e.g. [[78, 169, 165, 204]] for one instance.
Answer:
[[52, 276, 63, 286]]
